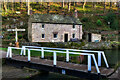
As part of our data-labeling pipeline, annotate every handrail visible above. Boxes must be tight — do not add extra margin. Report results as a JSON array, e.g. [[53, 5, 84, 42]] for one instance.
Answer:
[[20, 46, 109, 68], [6, 46, 101, 74], [27, 48, 100, 74], [6, 47, 23, 58]]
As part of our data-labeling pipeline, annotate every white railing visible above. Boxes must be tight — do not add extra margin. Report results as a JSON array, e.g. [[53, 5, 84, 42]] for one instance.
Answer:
[[6, 47, 23, 58], [20, 46, 109, 68], [27, 48, 100, 73], [7, 46, 101, 74]]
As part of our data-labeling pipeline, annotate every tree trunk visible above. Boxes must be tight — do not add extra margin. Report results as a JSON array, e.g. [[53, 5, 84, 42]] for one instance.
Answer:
[[20, 0, 22, 10], [28, 0, 30, 15], [40, 0, 43, 5], [3, 0, 7, 12], [47, 2, 50, 13], [118, 1, 120, 12], [68, 2, 71, 12], [62, 0, 65, 8], [12, 0, 14, 11], [92, 2, 96, 8], [74, 2, 76, 6], [104, 1, 106, 13], [83, 0, 86, 10], [110, 2, 112, 9]]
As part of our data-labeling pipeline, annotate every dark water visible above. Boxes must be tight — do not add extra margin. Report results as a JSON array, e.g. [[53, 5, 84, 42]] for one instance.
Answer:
[[104, 49, 120, 67]]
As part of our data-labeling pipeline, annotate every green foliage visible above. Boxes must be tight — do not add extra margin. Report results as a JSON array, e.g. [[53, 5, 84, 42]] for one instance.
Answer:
[[111, 19, 119, 30], [81, 17, 89, 22], [9, 33, 13, 36], [96, 20, 102, 26], [7, 36, 10, 40], [104, 12, 116, 24], [103, 12, 119, 30], [18, 34, 23, 39]]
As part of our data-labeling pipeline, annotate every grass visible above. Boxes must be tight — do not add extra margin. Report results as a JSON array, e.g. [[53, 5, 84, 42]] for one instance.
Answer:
[[0, 47, 7, 51], [11, 49, 81, 57], [0, 47, 79, 56], [0, 47, 81, 57]]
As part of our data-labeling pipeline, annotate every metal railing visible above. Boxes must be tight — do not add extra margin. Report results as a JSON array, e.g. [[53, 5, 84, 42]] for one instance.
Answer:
[[20, 46, 109, 68], [6, 46, 109, 74]]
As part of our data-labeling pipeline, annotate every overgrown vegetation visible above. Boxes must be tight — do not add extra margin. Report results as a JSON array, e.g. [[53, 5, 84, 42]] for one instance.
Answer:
[[1, 2, 119, 45]]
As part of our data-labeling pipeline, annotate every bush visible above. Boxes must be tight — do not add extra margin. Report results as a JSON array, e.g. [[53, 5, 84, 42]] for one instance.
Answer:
[[7, 36, 10, 40], [111, 19, 119, 30], [81, 17, 89, 22], [103, 12, 119, 30], [96, 20, 102, 26], [18, 34, 23, 39], [103, 12, 116, 24]]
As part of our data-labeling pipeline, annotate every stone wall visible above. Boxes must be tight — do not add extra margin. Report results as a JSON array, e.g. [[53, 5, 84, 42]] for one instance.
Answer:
[[29, 23, 82, 42], [91, 33, 101, 42]]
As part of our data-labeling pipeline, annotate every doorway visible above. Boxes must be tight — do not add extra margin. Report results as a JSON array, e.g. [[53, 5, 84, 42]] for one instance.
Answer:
[[64, 34, 68, 42], [88, 33, 91, 42]]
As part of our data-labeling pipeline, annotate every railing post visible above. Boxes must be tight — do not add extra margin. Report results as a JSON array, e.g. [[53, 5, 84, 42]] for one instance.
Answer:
[[102, 52, 109, 68], [23, 46, 26, 56], [28, 49, 31, 62], [88, 55, 91, 72], [9, 47, 12, 58], [98, 52, 101, 67], [92, 54, 100, 74], [41, 48, 44, 59], [53, 51, 57, 66], [6, 47, 10, 58], [20, 46, 24, 56], [66, 49, 69, 62]]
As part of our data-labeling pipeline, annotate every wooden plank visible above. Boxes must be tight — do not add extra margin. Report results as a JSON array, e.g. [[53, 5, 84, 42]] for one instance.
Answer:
[[11, 55, 114, 76]]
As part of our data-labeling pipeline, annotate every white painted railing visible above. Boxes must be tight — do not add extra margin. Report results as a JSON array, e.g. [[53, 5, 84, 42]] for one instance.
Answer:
[[27, 48, 100, 73], [6, 47, 23, 58], [6, 46, 105, 74], [20, 46, 109, 68]]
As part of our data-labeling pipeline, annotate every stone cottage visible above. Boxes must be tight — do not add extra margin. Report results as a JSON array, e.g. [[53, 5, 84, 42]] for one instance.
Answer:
[[28, 14, 83, 42]]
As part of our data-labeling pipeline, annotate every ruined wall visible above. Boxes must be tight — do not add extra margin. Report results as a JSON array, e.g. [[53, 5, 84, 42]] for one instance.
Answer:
[[30, 23, 82, 42]]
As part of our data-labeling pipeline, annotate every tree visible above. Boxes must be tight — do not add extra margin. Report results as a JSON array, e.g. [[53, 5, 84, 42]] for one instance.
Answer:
[[27, 0, 30, 15], [68, 2, 71, 12], [12, 0, 14, 11], [110, 1, 112, 9], [62, 0, 65, 8], [103, 1, 106, 13], [83, 0, 86, 10], [92, 2, 96, 9], [3, 0, 7, 12], [47, 2, 50, 13], [118, 1, 120, 12]]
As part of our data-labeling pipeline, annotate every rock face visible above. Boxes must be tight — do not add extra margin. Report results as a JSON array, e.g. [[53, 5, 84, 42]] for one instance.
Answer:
[[28, 14, 82, 42]]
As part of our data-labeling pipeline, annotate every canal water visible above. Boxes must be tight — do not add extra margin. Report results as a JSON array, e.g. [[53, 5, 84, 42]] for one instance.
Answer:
[[104, 49, 120, 67], [2, 49, 120, 80]]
